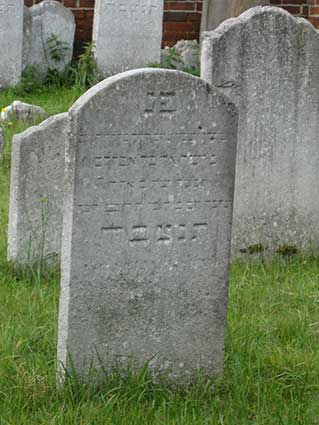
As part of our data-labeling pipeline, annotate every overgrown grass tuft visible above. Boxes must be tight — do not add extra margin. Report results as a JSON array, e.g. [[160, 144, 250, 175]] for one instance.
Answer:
[[0, 87, 319, 424]]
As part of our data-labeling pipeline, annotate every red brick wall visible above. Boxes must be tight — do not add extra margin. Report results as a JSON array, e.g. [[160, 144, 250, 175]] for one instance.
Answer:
[[270, 0, 319, 28], [24, 0, 319, 53], [163, 1, 202, 46]]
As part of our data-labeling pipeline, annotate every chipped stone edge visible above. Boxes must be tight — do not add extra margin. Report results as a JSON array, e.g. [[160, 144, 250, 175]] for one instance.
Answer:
[[7, 112, 68, 262], [202, 5, 319, 42], [30, 0, 75, 24], [201, 5, 319, 82]]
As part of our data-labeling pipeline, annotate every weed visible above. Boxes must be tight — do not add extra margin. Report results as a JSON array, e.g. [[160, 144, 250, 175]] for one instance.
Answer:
[[46, 34, 70, 64], [72, 43, 100, 89], [150, 47, 200, 76], [276, 244, 299, 257], [240, 243, 268, 254]]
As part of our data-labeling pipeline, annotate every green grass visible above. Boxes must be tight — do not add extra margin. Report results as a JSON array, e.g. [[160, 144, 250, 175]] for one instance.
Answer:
[[0, 87, 319, 424]]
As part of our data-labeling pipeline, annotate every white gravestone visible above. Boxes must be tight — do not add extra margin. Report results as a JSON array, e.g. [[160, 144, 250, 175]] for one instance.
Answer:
[[0, 0, 24, 87], [8, 113, 68, 263], [201, 7, 319, 253], [93, 0, 164, 75], [23, 0, 75, 74], [57, 69, 237, 384]]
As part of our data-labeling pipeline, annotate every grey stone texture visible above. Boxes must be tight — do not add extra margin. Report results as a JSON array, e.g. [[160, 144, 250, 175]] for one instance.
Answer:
[[23, 0, 75, 73], [201, 6, 319, 253], [0, 101, 47, 123], [0, 0, 24, 88], [93, 0, 164, 76], [57, 68, 237, 383], [173, 40, 200, 70], [0, 128, 4, 161], [8, 113, 67, 263], [201, 0, 268, 32]]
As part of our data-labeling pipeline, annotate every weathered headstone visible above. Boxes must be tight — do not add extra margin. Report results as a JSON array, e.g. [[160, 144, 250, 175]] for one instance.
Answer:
[[201, 0, 268, 33], [0, 128, 5, 161], [0, 0, 24, 87], [8, 113, 67, 263], [201, 6, 319, 253], [57, 68, 237, 383], [23, 0, 75, 74], [92, 0, 164, 75]]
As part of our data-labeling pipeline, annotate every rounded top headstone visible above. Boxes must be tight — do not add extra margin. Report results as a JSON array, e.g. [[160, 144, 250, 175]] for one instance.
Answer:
[[58, 68, 238, 384]]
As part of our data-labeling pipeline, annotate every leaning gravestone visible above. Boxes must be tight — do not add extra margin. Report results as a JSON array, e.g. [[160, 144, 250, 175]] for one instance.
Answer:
[[57, 68, 237, 383], [201, 6, 319, 253], [93, 0, 164, 75], [23, 0, 75, 74], [8, 113, 67, 263], [0, 0, 24, 87]]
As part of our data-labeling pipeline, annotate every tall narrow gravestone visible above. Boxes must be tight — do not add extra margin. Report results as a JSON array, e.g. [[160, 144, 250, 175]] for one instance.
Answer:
[[92, 0, 164, 75], [57, 69, 237, 383], [0, 0, 24, 87], [8, 114, 68, 263], [201, 7, 319, 253]]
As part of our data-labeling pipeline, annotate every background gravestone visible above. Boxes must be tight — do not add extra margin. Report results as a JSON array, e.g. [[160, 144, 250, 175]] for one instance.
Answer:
[[0, 128, 5, 161], [23, 0, 75, 74], [92, 0, 164, 75], [8, 113, 67, 263], [0, 0, 24, 88], [57, 69, 237, 383], [201, 6, 319, 253], [201, 0, 268, 33]]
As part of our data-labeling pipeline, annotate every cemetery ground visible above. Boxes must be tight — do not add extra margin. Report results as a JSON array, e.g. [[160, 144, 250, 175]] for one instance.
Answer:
[[0, 88, 319, 425]]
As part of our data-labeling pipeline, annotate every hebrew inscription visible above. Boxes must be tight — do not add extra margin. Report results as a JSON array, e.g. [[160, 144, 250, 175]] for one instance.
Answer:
[[103, 1, 159, 18], [58, 69, 237, 385], [74, 131, 230, 258]]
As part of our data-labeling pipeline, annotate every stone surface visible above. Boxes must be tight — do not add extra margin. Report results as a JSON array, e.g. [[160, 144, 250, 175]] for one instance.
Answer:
[[201, 6, 319, 253], [22, 6, 32, 70], [0, 0, 24, 88], [173, 40, 200, 70], [0, 128, 4, 161], [57, 68, 237, 384], [92, 0, 164, 75], [8, 113, 67, 263], [201, 0, 268, 32], [23, 0, 75, 73], [0, 101, 47, 123]]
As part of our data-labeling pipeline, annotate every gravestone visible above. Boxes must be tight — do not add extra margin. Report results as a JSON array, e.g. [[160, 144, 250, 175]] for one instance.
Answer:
[[201, 0, 267, 32], [0, 101, 47, 123], [0, 128, 4, 160], [92, 0, 164, 75], [57, 68, 237, 383], [23, 0, 75, 74], [201, 6, 319, 253], [0, 0, 24, 87], [8, 113, 67, 263]]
